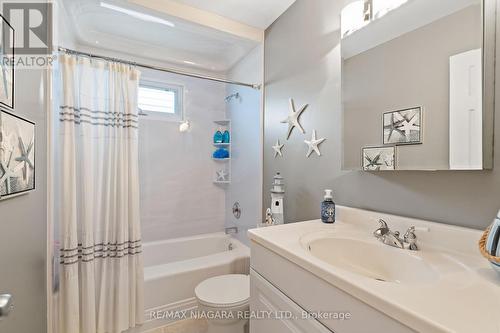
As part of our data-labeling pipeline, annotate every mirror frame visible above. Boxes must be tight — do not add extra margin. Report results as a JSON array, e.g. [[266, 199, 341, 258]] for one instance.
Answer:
[[483, 0, 496, 169]]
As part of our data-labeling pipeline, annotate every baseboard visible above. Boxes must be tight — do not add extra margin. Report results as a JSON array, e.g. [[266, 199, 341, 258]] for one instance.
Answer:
[[126, 298, 199, 333]]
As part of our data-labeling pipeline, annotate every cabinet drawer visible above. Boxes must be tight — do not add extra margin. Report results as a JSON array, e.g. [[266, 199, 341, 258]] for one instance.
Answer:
[[250, 268, 333, 333]]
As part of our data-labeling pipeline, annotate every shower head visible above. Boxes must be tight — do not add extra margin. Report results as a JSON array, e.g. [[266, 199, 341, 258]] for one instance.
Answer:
[[225, 92, 240, 103]]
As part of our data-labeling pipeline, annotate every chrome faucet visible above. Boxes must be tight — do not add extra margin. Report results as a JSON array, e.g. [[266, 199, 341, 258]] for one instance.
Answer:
[[373, 219, 418, 251]]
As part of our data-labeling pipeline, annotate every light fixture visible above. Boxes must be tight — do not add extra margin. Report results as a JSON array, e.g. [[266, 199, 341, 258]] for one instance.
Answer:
[[179, 120, 190, 133], [183, 60, 196, 65], [100, 2, 175, 27]]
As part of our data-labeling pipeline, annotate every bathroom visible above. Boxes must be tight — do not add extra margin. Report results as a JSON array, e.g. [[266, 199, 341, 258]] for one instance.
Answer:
[[0, 0, 500, 333]]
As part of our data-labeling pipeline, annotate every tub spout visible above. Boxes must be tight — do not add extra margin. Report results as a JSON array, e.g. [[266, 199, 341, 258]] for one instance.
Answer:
[[225, 227, 238, 235]]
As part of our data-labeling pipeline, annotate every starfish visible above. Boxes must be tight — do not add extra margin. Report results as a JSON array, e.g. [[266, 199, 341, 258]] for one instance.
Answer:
[[304, 130, 326, 157], [216, 169, 228, 182], [15, 136, 34, 183], [281, 98, 308, 139], [364, 153, 383, 170], [384, 113, 405, 142], [398, 113, 420, 138], [0, 149, 17, 194], [272, 139, 284, 158]]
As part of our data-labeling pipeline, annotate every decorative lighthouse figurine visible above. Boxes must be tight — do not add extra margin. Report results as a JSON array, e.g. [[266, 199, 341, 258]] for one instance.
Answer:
[[270, 172, 285, 224]]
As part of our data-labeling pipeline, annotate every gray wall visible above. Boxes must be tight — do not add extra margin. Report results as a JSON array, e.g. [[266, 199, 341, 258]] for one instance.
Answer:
[[0, 70, 48, 332], [343, 5, 481, 170], [263, 0, 500, 230]]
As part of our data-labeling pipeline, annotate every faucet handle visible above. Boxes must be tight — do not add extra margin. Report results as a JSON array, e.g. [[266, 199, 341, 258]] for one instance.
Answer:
[[404, 226, 416, 239], [377, 219, 388, 229], [404, 226, 418, 251], [373, 219, 390, 238]]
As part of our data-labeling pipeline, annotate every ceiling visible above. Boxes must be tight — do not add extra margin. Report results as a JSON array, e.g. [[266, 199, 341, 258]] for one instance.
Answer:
[[62, 0, 295, 73], [171, 0, 296, 29]]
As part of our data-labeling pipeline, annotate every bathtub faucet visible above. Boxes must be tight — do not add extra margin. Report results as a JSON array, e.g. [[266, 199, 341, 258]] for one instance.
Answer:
[[225, 227, 238, 235]]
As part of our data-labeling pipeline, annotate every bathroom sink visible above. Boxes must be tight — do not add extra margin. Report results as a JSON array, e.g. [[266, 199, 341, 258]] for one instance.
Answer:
[[307, 237, 439, 284]]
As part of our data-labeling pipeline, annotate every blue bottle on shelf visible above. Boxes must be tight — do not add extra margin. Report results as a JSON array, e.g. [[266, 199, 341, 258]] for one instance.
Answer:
[[222, 130, 230, 143], [213, 130, 223, 143], [321, 190, 336, 224]]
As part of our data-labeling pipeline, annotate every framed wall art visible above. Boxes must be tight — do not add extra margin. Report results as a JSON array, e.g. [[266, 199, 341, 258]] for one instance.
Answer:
[[362, 146, 396, 171], [0, 110, 35, 199], [383, 107, 422, 145], [0, 14, 14, 110]]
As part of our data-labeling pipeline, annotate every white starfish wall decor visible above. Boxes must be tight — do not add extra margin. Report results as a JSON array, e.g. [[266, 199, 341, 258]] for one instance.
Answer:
[[281, 98, 308, 139], [304, 130, 326, 157], [272, 139, 284, 158]]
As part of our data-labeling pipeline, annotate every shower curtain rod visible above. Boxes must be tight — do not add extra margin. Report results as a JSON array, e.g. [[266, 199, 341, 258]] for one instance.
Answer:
[[57, 47, 261, 90]]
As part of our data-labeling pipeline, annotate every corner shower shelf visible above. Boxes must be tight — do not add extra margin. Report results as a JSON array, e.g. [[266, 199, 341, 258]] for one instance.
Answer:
[[214, 119, 231, 125], [213, 180, 231, 184], [213, 119, 231, 185]]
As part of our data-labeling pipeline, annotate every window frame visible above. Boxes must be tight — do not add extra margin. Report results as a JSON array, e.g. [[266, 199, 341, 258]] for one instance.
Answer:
[[138, 80, 184, 122]]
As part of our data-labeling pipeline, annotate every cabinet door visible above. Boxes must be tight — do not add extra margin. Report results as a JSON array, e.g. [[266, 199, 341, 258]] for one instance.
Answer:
[[250, 269, 333, 333]]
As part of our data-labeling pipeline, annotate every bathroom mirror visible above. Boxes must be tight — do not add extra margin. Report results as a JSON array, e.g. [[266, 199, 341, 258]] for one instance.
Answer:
[[341, 0, 496, 171]]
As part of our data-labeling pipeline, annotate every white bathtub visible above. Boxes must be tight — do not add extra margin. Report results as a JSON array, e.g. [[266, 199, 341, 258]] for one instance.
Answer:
[[142, 232, 249, 327]]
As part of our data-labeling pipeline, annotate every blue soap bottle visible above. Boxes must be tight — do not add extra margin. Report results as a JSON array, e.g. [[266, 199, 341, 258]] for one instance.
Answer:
[[213, 129, 223, 143], [321, 190, 335, 224], [222, 130, 230, 143]]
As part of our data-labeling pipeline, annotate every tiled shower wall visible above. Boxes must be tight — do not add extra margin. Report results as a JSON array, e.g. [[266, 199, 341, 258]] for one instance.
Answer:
[[139, 68, 227, 242]]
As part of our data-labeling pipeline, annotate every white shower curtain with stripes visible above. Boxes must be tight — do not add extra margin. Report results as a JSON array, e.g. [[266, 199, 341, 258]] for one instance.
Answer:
[[57, 54, 144, 333]]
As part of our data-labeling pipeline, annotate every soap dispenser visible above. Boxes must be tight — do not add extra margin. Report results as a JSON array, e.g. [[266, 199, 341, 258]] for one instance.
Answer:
[[321, 190, 336, 224]]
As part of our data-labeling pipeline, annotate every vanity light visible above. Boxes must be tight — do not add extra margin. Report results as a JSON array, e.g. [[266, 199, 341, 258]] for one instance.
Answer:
[[100, 2, 176, 28], [179, 120, 190, 133], [372, 0, 409, 19], [340, 1, 366, 38]]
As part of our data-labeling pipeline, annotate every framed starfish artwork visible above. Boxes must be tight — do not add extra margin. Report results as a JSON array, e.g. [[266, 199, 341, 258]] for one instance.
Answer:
[[0, 14, 14, 110], [0, 110, 35, 199], [383, 107, 422, 145], [362, 146, 396, 171]]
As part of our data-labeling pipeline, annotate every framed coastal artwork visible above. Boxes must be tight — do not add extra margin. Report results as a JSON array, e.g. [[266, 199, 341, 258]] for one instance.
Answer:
[[362, 146, 396, 171], [383, 107, 422, 145], [0, 110, 35, 199], [0, 14, 14, 109]]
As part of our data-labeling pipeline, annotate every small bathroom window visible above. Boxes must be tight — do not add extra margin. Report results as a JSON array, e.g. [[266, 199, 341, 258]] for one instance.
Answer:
[[138, 81, 183, 121]]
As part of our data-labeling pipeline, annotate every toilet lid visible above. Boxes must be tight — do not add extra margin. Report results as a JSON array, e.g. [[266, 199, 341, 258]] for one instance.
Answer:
[[195, 274, 250, 308]]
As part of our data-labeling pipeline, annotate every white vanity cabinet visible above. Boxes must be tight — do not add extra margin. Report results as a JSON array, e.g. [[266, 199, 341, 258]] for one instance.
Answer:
[[250, 241, 415, 333], [250, 268, 331, 333]]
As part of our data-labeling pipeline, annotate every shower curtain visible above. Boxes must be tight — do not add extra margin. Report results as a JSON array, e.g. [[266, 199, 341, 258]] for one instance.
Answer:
[[57, 54, 144, 333]]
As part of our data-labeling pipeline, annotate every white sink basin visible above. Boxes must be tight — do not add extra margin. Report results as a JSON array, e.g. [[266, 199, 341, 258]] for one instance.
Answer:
[[307, 237, 439, 284]]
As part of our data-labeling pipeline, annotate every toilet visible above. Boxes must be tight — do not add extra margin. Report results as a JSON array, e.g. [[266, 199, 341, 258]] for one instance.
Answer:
[[195, 274, 250, 333]]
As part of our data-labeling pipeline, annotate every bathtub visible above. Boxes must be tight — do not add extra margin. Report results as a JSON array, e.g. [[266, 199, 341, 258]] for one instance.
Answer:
[[141, 232, 249, 328]]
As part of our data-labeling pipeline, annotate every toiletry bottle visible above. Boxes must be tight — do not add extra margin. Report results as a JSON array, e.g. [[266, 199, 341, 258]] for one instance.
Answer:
[[214, 129, 223, 143], [222, 130, 230, 143], [321, 190, 335, 224]]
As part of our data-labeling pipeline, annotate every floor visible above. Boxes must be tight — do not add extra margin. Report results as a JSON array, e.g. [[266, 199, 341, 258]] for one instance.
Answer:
[[146, 319, 208, 333]]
